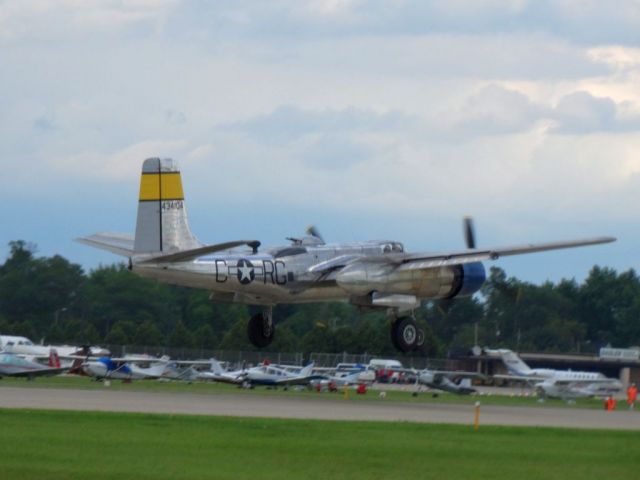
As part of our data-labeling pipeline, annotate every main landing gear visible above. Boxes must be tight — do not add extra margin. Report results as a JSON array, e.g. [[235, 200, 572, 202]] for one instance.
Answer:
[[390, 316, 425, 353], [247, 308, 275, 348]]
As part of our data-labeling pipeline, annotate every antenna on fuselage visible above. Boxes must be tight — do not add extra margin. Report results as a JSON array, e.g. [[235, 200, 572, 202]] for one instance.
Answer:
[[248, 241, 261, 254]]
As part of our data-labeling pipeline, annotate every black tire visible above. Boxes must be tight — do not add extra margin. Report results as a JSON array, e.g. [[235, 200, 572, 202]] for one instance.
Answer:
[[391, 317, 418, 353], [416, 328, 425, 348], [247, 313, 275, 349]]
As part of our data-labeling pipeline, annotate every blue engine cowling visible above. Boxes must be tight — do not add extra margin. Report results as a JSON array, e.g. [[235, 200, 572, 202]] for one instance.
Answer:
[[448, 262, 486, 298]]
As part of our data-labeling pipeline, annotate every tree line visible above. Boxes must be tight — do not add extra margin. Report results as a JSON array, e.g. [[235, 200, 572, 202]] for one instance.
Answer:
[[0, 240, 638, 356]]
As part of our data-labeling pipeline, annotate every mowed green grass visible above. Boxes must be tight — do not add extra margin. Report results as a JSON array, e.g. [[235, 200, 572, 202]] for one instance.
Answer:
[[0, 375, 614, 410], [0, 409, 637, 480]]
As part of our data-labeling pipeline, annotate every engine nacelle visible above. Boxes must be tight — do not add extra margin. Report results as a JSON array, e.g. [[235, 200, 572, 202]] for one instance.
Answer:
[[336, 261, 486, 299], [448, 262, 486, 298]]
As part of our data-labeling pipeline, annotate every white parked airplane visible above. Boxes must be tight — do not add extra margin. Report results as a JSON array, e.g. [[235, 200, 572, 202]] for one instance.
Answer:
[[0, 335, 109, 365], [196, 359, 247, 384], [486, 348, 622, 400]]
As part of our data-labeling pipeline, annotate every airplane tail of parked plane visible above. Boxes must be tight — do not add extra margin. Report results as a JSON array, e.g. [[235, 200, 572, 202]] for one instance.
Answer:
[[487, 349, 532, 376], [134, 158, 202, 254], [459, 378, 472, 389], [48, 348, 61, 368], [209, 358, 226, 375], [299, 362, 314, 377]]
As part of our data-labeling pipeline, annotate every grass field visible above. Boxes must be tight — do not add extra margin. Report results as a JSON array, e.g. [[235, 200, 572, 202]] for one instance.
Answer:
[[0, 375, 618, 410], [0, 409, 637, 480]]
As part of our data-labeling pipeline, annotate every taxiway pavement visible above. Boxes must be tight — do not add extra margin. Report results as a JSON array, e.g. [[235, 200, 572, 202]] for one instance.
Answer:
[[0, 387, 638, 430]]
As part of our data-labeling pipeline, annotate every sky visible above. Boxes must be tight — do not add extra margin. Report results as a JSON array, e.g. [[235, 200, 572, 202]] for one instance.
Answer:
[[1, 0, 639, 284]]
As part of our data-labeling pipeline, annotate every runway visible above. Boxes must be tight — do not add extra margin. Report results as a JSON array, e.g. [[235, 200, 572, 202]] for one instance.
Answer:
[[1, 387, 638, 430]]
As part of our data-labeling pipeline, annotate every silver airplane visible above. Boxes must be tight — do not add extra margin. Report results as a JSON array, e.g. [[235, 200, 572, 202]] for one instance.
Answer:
[[414, 369, 482, 395], [77, 158, 615, 352]]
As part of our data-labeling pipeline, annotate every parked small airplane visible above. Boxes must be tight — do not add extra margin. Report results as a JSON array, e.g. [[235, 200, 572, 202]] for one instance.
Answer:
[[196, 359, 247, 384], [486, 348, 622, 400], [0, 335, 109, 366], [0, 350, 68, 379], [310, 370, 370, 391], [243, 361, 321, 387], [82, 355, 170, 380], [77, 158, 615, 352], [414, 369, 481, 395]]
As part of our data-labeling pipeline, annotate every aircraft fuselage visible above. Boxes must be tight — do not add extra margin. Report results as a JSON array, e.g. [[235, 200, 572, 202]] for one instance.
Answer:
[[132, 240, 486, 306]]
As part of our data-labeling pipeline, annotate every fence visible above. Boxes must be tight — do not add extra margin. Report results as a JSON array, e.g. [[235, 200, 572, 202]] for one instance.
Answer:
[[104, 344, 455, 370]]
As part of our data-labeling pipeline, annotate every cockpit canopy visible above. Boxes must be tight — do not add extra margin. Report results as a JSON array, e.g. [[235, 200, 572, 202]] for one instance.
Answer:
[[381, 242, 404, 253]]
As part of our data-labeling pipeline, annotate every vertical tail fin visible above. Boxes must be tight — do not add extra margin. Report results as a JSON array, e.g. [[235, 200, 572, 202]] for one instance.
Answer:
[[497, 349, 532, 376], [300, 362, 314, 377], [459, 378, 472, 388], [48, 348, 61, 368], [134, 158, 201, 254], [209, 358, 225, 375]]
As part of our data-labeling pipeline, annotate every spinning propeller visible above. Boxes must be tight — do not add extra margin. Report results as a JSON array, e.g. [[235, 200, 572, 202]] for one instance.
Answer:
[[463, 216, 476, 249]]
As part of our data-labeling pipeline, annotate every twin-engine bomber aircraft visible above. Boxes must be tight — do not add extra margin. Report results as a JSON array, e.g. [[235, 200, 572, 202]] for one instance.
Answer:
[[77, 158, 615, 352]]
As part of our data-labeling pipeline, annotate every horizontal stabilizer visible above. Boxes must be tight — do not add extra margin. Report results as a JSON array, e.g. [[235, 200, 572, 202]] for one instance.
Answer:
[[138, 240, 261, 264], [75, 233, 135, 257]]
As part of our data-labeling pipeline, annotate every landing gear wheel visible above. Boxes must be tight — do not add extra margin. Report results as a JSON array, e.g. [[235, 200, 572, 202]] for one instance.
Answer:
[[416, 328, 425, 348], [391, 317, 418, 353], [247, 313, 275, 349]]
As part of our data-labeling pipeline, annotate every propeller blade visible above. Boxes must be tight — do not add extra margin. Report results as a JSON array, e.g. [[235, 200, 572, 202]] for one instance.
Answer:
[[463, 216, 476, 249], [306, 225, 324, 242]]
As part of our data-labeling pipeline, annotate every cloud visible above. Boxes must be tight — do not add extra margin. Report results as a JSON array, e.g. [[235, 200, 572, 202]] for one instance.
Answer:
[[441, 86, 640, 137], [0, 0, 178, 43], [222, 105, 416, 141], [551, 91, 640, 133], [551, 91, 617, 133], [162, 0, 640, 46], [446, 84, 548, 135]]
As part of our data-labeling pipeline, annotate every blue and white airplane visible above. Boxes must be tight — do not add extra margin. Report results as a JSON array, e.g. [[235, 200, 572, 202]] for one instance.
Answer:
[[81, 355, 169, 380]]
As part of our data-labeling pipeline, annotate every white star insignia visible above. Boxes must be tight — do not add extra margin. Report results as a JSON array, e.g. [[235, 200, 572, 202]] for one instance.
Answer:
[[239, 263, 253, 282]]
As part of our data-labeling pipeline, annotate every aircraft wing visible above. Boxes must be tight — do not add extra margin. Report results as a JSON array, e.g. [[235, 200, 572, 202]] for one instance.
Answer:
[[4, 366, 69, 378], [385, 236, 616, 269], [429, 370, 486, 380], [75, 233, 135, 257], [198, 372, 245, 385], [553, 378, 620, 385], [400, 368, 486, 379], [274, 374, 326, 386], [493, 374, 547, 383]]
